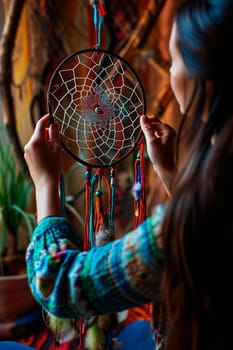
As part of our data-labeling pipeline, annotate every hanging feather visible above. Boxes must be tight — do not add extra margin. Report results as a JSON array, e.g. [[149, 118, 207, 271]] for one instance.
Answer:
[[84, 314, 119, 350], [42, 309, 79, 347], [84, 168, 119, 350], [133, 142, 146, 228]]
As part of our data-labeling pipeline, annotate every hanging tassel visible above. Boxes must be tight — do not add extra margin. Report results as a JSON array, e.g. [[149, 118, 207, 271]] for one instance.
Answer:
[[132, 143, 152, 349], [84, 166, 92, 251], [77, 166, 93, 350], [84, 168, 118, 350], [133, 142, 146, 228], [78, 317, 86, 350], [89, 168, 113, 246], [139, 141, 146, 223], [109, 167, 116, 232], [133, 152, 141, 228], [42, 309, 78, 348], [84, 314, 119, 350], [59, 173, 66, 217], [42, 174, 79, 347], [89, 169, 102, 247], [94, 188, 104, 232]]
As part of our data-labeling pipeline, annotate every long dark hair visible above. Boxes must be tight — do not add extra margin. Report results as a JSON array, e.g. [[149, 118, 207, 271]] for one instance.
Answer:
[[161, 1, 233, 349]]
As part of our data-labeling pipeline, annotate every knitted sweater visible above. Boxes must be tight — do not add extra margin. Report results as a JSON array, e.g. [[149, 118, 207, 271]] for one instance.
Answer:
[[26, 205, 165, 318]]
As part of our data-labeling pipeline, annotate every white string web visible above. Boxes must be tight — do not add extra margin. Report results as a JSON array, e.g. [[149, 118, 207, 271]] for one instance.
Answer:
[[48, 49, 146, 167]]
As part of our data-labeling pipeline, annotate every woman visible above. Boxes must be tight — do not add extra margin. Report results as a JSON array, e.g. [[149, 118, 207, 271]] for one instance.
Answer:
[[24, 0, 233, 349], [161, 0, 233, 349]]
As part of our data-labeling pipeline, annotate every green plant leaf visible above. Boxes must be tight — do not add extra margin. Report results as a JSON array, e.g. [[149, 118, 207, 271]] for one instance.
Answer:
[[11, 205, 36, 238], [0, 123, 36, 255]]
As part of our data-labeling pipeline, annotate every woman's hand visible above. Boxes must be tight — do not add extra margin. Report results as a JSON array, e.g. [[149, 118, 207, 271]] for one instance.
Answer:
[[24, 114, 64, 222], [24, 114, 63, 186], [140, 115, 176, 195]]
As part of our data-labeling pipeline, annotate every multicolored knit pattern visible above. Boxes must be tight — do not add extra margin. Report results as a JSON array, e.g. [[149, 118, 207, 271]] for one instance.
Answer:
[[26, 205, 165, 319]]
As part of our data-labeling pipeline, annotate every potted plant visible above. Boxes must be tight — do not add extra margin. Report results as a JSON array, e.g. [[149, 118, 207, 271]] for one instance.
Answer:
[[0, 123, 38, 340], [0, 123, 36, 274]]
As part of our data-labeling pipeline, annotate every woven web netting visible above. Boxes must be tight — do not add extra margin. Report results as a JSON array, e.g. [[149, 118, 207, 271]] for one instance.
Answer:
[[48, 48, 146, 167]]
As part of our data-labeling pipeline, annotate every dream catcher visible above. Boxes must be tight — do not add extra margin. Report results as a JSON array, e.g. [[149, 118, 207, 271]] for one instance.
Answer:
[[48, 47, 145, 168], [45, 1, 147, 349]]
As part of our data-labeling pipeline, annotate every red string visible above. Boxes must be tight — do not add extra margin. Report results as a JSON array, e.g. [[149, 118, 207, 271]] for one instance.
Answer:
[[98, 3, 107, 17], [133, 157, 140, 229], [78, 318, 86, 350]]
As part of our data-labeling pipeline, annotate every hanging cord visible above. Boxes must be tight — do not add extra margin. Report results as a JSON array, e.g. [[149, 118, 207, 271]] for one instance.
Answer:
[[133, 142, 147, 228], [133, 151, 141, 228], [85, 167, 117, 350], [78, 317, 87, 350], [132, 142, 150, 348], [81, 168, 114, 350], [139, 141, 146, 223], [59, 174, 66, 217], [89, 170, 100, 247], [79, 4, 106, 349], [90, 0, 107, 48], [78, 166, 93, 350], [109, 167, 116, 232], [94, 186, 104, 234], [89, 168, 112, 247], [84, 166, 92, 251]]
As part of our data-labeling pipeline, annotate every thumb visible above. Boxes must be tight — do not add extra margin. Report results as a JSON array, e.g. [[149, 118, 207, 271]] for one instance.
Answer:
[[140, 115, 156, 140], [34, 114, 51, 137]]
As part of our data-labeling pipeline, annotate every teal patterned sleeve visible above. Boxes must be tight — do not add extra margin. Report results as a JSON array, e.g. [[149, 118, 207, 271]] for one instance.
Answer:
[[26, 205, 165, 318]]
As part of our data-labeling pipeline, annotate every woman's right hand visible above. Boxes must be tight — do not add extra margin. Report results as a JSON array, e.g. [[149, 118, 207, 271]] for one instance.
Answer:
[[140, 115, 176, 195]]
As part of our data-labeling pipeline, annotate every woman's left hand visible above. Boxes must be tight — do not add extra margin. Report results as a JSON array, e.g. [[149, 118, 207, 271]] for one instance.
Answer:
[[24, 114, 63, 188], [24, 114, 64, 222]]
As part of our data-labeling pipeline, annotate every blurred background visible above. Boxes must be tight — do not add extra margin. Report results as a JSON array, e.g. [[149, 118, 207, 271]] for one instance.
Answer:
[[0, 0, 183, 211]]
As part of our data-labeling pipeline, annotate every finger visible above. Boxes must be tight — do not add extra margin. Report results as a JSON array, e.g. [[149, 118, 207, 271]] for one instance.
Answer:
[[140, 115, 155, 139], [146, 115, 162, 124], [140, 115, 162, 140], [34, 114, 51, 138], [49, 121, 60, 145]]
